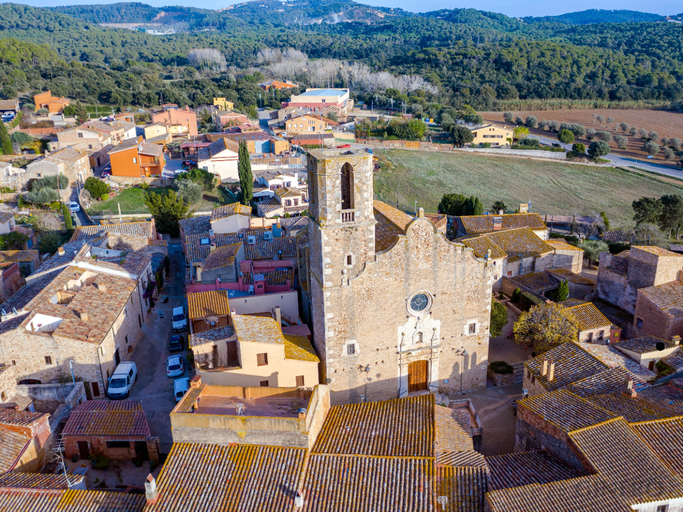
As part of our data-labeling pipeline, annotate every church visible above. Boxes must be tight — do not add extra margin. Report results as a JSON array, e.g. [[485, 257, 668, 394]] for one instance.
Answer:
[[300, 149, 494, 405]]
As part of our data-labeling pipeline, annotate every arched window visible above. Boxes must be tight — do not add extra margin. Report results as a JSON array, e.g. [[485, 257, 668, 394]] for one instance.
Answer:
[[414, 331, 423, 344], [341, 163, 354, 211]]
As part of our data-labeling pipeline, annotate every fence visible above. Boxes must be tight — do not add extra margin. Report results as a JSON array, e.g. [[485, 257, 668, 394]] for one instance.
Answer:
[[456, 147, 567, 160]]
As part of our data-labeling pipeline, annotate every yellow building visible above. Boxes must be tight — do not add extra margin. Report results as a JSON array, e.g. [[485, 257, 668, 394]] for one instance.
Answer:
[[470, 124, 513, 147], [213, 97, 234, 111], [285, 113, 338, 135]]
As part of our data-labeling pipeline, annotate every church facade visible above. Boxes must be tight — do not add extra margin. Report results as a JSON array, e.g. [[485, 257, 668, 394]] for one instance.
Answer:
[[301, 149, 494, 405]]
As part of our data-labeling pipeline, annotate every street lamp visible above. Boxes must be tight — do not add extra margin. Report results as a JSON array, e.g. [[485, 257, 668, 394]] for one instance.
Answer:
[[68, 360, 76, 386], [458, 349, 467, 395]]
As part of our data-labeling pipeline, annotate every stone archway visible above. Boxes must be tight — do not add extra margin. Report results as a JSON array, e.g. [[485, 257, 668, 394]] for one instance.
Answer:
[[408, 360, 429, 392]]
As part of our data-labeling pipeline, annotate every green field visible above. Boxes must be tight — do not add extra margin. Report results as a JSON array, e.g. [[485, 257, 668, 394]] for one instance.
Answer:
[[374, 150, 683, 227], [87, 186, 230, 216]]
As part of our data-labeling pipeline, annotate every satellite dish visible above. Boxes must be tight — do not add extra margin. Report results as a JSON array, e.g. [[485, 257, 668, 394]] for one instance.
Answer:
[[656, 341, 665, 351]]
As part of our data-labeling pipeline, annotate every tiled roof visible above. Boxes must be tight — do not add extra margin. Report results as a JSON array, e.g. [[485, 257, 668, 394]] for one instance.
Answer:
[[35, 241, 86, 274], [256, 197, 283, 215], [434, 405, 474, 453], [280, 216, 309, 233], [564, 302, 611, 331], [606, 250, 630, 275], [244, 233, 296, 261], [275, 187, 305, 198], [580, 343, 657, 381], [0, 408, 47, 426], [179, 216, 210, 237], [602, 230, 635, 243], [460, 213, 546, 234], [0, 488, 146, 511], [587, 392, 671, 423], [210, 203, 251, 221], [509, 269, 558, 291], [569, 418, 683, 503], [302, 454, 434, 512], [525, 342, 608, 392], [187, 290, 230, 319], [635, 384, 683, 417], [232, 313, 286, 345], [189, 325, 235, 347], [283, 334, 320, 363], [423, 212, 448, 230], [0, 250, 38, 263], [0, 426, 30, 473], [62, 400, 150, 437], [662, 351, 683, 372], [633, 245, 683, 257], [374, 200, 412, 252], [145, 443, 306, 512], [639, 280, 683, 317], [518, 390, 617, 433], [559, 298, 585, 307], [632, 416, 683, 478], [460, 234, 507, 260], [0, 212, 13, 224], [461, 228, 554, 262], [202, 243, 241, 270], [70, 221, 154, 242], [564, 367, 650, 398], [485, 474, 631, 512], [0, 472, 84, 490], [138, 143, 163, 156], [243, 268, 294, 286], [613, 334, 674, 354], [313, 394, 434, 457], [545, 239, 583, 252], [486, 451, 585, 491], [37, 147, 87, 166]]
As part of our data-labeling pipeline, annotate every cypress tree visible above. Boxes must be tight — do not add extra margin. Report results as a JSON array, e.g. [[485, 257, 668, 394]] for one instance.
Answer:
[[473, 197, 484, 215], [0, 121, 13, 155], [238, 140, 253, 206]]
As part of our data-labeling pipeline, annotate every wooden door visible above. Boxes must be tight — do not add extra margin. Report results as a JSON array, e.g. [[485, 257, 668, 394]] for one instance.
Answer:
[[649, 360, 655, 371], [77, 441, 90, 460], [408, 360, 429, 392], [227, 341, 238, 367]]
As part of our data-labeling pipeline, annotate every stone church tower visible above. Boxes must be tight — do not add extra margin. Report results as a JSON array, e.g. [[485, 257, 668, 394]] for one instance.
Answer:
[[305, 149, 493, 405]]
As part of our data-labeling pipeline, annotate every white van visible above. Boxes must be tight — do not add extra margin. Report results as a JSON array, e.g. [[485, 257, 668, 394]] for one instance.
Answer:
[[108, 361, 138, 399], [172, 306, 187, 332]]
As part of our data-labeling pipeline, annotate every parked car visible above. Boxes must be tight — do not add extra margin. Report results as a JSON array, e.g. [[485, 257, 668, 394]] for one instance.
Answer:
[[364, 148, 373, 154], [173, 169, 188, 177], [69, 201, 81, 213], [173, 377, 190, 402], [166, 355, 184, 378], [337, 144, 351, 149], [172, 306, 187, 332], [101, 171, 111, 177], [169, 334, 185, 353], [108, 361, 138, 399], [181, 160, 197, 170]]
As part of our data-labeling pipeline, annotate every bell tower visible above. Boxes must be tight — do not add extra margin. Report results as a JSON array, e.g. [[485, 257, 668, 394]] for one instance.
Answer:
[[307, 149, 376, 383]]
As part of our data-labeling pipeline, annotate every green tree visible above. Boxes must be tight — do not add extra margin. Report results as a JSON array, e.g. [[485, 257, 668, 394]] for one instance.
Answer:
[[513, 302, 579, 353], [246, 105, 258, 119], [490, 299, 508, 337], [73, 102, 89, 125], [491, 200, 507, 213], [579, 240, 609, 268], [644, 140, 660, 156], [38, 231, 62, 255], [175, 179, 202, 205], [439, 193, 468, 216], [633, 197, 663, 225], [144, 190, 188, 238], [555, 280, 569, 301], [659, 194, 683, 238], [175, 167, 215, 191], [238, 140, 253, 206], [513, 126, 528, 140], [0, 120, 13, 155], [26, 188, 59, 204], [31, 174, 69, 191], [558, 129, 575, 144], [61, 203, 73, 230], [10, 131, 33, 145], [84, 177, 109, 199], [588, 140, 610, 159], [451, 125, 473, 147], [571, 143, 586, 154]]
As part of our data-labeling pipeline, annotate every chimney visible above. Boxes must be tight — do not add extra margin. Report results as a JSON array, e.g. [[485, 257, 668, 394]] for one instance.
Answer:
[[547, 362, 555, 382], [622, 378, 637, 398], [294, 492, 304, 508], [58, 246, 65, 256], [498, 209, 504, 215], [98, 284, 107, 292], [196, 266, 202, 282], [190, 375, 202, 388], [673, 335, 681, 346], [79, 311, 89, 322], [145, 474, 158, 505], [541, 358, 548, 376], [493, 217, 502, 231], [275, 306, 281, 327], [209, 243, 216, 253]]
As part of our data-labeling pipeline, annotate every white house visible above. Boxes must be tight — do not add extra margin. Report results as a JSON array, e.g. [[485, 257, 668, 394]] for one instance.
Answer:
[[198, 138, 239, 182]]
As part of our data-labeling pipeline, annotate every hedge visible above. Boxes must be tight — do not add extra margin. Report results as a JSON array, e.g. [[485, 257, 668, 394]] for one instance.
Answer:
[[489, 361, 514, 375], [520, 291, 544, 311]]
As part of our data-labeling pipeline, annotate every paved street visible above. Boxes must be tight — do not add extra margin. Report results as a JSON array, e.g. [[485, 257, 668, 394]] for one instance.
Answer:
[[128, 242, 187, 453]]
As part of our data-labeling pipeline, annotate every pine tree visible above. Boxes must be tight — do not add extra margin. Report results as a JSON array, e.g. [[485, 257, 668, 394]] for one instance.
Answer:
[[238, 140, 253, 206], [0, 121, 13, 155]]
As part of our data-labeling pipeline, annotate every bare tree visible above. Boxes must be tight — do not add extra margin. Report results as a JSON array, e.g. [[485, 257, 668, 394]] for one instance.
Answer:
[[188, 49, 227, 73]]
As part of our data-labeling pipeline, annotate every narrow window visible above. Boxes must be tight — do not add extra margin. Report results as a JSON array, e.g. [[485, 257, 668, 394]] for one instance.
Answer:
[[340, 163, 354, 210], [346, 255, 353, 266], [125, 335, 129, 345], [92, 382, 100, 396], [656, 506, 669, 512], [257, 353, 268, 366], [11, 360, 15, 366], [347, 344, 355, 355], [416, 332, 423, 343], [45, 356, 52, 365], [260, 380, 269, 387], [296, 375, 305, 387], [133, 157, 137, 164], [469, 323, 476, 335], [636, 318, 643, 329]]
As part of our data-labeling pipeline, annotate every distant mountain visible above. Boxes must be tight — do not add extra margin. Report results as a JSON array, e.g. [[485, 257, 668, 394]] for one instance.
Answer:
[[50, 2, 212, 25], [421, 8, 524, 32], [524, 9, 663, 25]]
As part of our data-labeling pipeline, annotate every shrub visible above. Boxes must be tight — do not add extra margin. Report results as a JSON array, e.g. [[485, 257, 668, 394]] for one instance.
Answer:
[[84, 177, 110, 200], [558, 129, 574, 144], [564, 235, 579, 245], [100, 193, 109, 201], [520, 291, 544, 311], [141, 182, 150, 189], [512, 288, 521, 303], [608, 242, 630, 254], [89, 455, 109, 470], [549, 232, 565, 239], [62, 203, 73, 230], [482, 142, 491, 148], [655, 360, 673, 376], [571, 143, 586, 154], [26, 188, 59, 204], [489, 361, 514, 375], [30, 174, 69, 192], [36, 108, 49, 115], [175, 179, 202, 205], [490, 299, 508, 337]]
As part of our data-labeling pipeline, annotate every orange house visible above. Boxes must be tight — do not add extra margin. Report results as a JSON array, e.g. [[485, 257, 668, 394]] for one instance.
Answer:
[[151, 107, 198, 136], [34, 91, 71, 114], [109, 136, 165, 177]]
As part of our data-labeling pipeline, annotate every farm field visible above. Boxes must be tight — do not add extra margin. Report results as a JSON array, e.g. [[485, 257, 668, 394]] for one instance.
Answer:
[[483, 109, 683, 164], [373, 149, 683, 226]]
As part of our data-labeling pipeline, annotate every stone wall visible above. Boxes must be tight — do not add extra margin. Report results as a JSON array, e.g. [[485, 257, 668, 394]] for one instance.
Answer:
[[633, 292, 683, 340], [0, 365, 17, 403], [14, 381, 81, 412], [458, 148, 567, 160]]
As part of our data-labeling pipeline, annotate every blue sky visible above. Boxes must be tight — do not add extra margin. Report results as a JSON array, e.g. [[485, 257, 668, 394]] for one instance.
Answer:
[[7, 0, 679, 18]]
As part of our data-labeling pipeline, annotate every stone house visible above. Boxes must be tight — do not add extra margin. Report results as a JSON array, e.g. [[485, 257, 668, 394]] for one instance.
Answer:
[[187, 290, 231, 334], [0, 262, 24, 304], [597, 246, 683, 314], [563, 301, 612, 343], [452, 213, 548, 239], [0, 247, 152, 399], [0, 250, 40, 276], [256, 187, 307, 218], [633, 279, 683, 340], [0, 212, 15, 235], [0, 408, 52, 473], [195, 243, 243, 284], [51, 126, 112, 152], [26, 147, 91, 188], [191, 313, 319, 388], [300, 149, 493, 405], [63, 400, 159, 462], [613, 335, 682, 372], [84, 119, 136, 143]]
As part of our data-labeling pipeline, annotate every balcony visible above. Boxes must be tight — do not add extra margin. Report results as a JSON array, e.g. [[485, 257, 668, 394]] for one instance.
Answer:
[[341, 210, 355, 223]]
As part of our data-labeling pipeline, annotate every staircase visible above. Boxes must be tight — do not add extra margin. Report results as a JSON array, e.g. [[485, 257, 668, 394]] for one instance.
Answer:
[[512, 362, 525, 385]]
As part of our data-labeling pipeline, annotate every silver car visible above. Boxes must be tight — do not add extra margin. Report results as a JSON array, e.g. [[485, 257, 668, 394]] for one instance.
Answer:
[[166, 355, 184, 378]]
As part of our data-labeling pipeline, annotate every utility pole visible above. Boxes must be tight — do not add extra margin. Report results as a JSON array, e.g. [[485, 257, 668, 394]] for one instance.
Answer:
[[118, 202, 122, 223]]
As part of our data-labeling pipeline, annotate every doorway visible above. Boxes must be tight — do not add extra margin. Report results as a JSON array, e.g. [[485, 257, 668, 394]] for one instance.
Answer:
[[77, 441, 90, 460], [134, 441, 149, 461], [408, 360, 429, 393], [227, 341, 238, 367]]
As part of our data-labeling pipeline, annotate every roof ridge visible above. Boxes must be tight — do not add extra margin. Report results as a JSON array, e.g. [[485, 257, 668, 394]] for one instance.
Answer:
[[567, 415, 624, 435]]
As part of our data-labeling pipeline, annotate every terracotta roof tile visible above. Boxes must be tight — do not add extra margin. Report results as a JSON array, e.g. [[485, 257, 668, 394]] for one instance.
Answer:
[[0, 408, 47, 426], [460, 228, 554, 262], [283, 334, 320, 363], [373, 200, 412, 252], [632, 245, 683, 257], [564, 303, 611, 331], [232, 314, 286, 346], [518, 390, 617, 433], [564, 367, 650, 398], [243, 268, 294, 286], [62, 400, 150, 437], [436, 465, 488, 512], [613, 335, 674, 354], [210, 203, 251, 222], [434, 405, 473, 453], [0, 488, 146, 511], [509, 270, 558, 291], [545, 240, 583, 252], [187, 290, 230, 319], [70, 221, 154, 242], [0, 426, 30, 473], [460, 213, 546, 235], [202, 242, 241, 270], [189, 325, 235, 347], [0, 472, 84, 490], [486, 451, 586, 491], [639, 280, 683, 317], [586, 392, 670, 423], [525, 342, 609, 392], [580, 343, 658, 381], [0, 250, 38, 263], [632, 416, 683, 478], [179, 216, 210, 237]]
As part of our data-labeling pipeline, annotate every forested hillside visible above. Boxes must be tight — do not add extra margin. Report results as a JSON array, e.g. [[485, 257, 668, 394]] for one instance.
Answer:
[[525, 9, 662, 25], [0, 1, 681, 111]]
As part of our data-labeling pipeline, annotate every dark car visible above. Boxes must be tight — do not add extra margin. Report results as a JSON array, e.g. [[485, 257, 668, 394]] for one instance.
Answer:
[[169, 334, 185, 352], [181, 160, 197, 170]]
